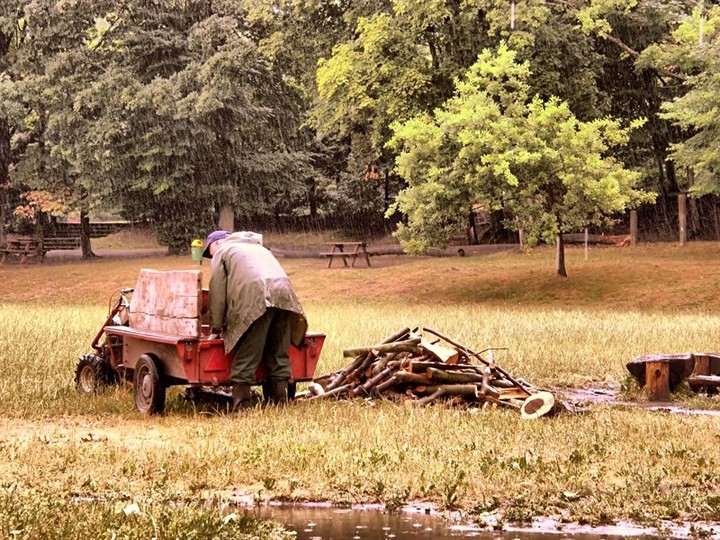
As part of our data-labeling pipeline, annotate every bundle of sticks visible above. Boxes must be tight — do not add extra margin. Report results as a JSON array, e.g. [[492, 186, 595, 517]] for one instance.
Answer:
[[300, 327, 563, 419]]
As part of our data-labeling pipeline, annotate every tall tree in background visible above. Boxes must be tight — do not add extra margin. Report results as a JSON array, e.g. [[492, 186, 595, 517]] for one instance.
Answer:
[[0, 1, 26, 246], [72, 2, 310, 252], [389, 44, 653, 276], [647, 6, 720, 195]]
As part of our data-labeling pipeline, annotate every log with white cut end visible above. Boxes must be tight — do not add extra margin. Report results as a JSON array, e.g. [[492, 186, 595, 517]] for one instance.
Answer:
[[520, 391, 558, 419]]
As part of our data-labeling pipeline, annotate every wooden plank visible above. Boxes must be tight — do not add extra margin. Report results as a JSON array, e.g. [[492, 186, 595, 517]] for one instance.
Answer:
[[129, 269, 201, 336], [692, 355, 711, 376], [128, 312, 199, 337], [130, 269, 201, 318], [687, 375, 720, 388], [645, 361, 670, 400]]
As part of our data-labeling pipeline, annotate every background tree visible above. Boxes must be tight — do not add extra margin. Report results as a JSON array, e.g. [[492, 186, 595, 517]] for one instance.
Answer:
[[646, 6, 720, 195], [389, 44, 654, 276]]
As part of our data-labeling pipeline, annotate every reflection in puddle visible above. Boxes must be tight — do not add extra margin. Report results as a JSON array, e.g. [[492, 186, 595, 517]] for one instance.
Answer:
[[248, 504, 670, 539]]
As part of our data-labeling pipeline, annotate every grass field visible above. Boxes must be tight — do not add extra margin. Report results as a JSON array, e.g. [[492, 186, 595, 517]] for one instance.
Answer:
[[2, 241, 720, 536]]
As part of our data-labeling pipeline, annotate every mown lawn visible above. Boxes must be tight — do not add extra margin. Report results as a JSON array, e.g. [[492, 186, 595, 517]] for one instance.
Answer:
[[1, 241, 720, 534]]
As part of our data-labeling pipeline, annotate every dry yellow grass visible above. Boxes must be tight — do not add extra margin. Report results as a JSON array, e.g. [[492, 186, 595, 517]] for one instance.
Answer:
[[4, 241, 720, 310], [2, 241, 720, 529]]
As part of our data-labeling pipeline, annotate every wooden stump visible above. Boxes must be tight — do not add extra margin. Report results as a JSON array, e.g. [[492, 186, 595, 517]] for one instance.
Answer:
[[645, 361, 670, 400]]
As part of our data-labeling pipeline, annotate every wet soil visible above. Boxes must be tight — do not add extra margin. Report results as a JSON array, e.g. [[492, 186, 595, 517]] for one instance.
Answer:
[[556, 384, 720, 417]]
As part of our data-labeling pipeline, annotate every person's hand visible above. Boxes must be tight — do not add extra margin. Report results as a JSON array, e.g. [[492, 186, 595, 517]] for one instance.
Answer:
[[208, 327, 222, 340]]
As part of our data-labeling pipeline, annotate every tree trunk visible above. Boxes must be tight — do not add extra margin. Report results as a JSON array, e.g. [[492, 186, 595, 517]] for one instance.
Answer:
[[0, 119, 9, 247], [307, 177, 317, 218], [80, 209, 95, 259], [218, 204, 234, 232], [0, 28, 8, 247], [556, 233, 567, 277], [384, 169, 389, 212]]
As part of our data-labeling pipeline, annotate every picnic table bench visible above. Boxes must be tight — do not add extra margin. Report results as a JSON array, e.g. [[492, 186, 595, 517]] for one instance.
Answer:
[[1, 237, 38, 264], [1, 236, 82, 264], [320, 241, 371, 268]]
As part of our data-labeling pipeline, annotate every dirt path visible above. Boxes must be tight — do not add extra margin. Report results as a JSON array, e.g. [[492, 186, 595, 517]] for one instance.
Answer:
[[0, 416, 179, 449]]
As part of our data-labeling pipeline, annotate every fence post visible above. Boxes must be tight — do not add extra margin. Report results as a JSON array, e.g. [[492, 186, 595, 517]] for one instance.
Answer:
[[630, 210, 637, 247], [678, 192, 687, 246]]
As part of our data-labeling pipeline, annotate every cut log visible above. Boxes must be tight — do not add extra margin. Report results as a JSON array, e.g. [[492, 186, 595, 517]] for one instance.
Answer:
[[409, 361, 484, 374], [420, 339, 459, 364], [375, 375, 399, 393], [308, 382, 325, 396], [423, 327, 532, 395], [495, 388, 532, 400], [394, 371, 431, 386], [342, 338, 422, 358], [520, 391, 558, 419], [687, 375, 720, 388], [308, 383, 353, 400], [354, 366, 397, 396], [425, 367, 485, 385], [414, 384, 479, 406], [563, 233, 630, 246], [325, 354, 366, 390]]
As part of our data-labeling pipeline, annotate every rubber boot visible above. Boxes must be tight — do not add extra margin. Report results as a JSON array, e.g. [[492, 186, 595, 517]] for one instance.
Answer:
[[270, 380, 289, 406], [231, 383, 253, 414]]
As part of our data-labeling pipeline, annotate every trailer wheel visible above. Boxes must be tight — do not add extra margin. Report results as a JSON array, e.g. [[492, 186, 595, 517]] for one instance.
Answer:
[[288, 382, 297, 400], [133, 355, 166, 414], [75, 354, 112, 393]]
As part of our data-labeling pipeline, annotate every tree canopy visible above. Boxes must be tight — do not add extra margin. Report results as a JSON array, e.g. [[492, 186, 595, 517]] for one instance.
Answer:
[[389, 43, 654, 275], [0, 0, 718, 266]]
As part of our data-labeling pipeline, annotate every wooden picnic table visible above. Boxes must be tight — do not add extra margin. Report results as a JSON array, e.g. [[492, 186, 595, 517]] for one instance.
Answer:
[[0, 237, 38, 265], [320, 241, 371, 268]]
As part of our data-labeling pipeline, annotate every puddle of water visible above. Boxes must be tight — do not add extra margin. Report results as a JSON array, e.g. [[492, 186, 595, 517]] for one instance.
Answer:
[[247, 504, 676, 539], [558, 387, 720, 417]]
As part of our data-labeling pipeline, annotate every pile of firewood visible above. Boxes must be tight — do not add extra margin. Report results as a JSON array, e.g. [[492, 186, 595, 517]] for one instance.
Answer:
[[299, 327, 563, 419]]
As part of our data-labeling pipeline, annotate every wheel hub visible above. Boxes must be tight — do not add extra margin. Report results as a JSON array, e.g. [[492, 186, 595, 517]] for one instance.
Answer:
[[140, 371, 153, 399], [79, 366, 96, 392]]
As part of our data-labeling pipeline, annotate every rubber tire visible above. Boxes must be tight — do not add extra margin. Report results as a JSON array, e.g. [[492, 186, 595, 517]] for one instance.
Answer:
[[75, 354, 111, 393], [288, 382, 297, 400], [133, 355, 166, 415]]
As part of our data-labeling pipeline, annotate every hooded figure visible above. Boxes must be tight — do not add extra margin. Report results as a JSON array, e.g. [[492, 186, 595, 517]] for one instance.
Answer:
[[205, 230, 307, 410]]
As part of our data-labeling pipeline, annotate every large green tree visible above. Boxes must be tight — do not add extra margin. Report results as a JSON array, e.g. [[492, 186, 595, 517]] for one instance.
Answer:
[[389, 44, 653, 276], [646, 5, 720, 194]]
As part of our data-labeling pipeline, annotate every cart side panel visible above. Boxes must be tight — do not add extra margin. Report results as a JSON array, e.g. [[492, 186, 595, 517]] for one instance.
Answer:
[[289, 333, 325, 381], [197, 340, 232, 385], [123, 336, 189, 380], [195, 333, 325, 385]]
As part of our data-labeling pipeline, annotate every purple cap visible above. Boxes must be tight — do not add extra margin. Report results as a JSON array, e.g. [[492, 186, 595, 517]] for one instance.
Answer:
[[202, 230, 229, 258]]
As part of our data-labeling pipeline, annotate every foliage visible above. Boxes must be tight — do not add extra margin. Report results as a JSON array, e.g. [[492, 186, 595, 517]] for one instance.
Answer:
[[2, 0, 720, 244], [648, 6, 720, 194], [388, 43, 653, 272], [13, 189, 70, 222]]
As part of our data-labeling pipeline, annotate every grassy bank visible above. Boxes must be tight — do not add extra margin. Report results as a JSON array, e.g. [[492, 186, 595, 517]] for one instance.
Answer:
[[1, 242, 720, 531]]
